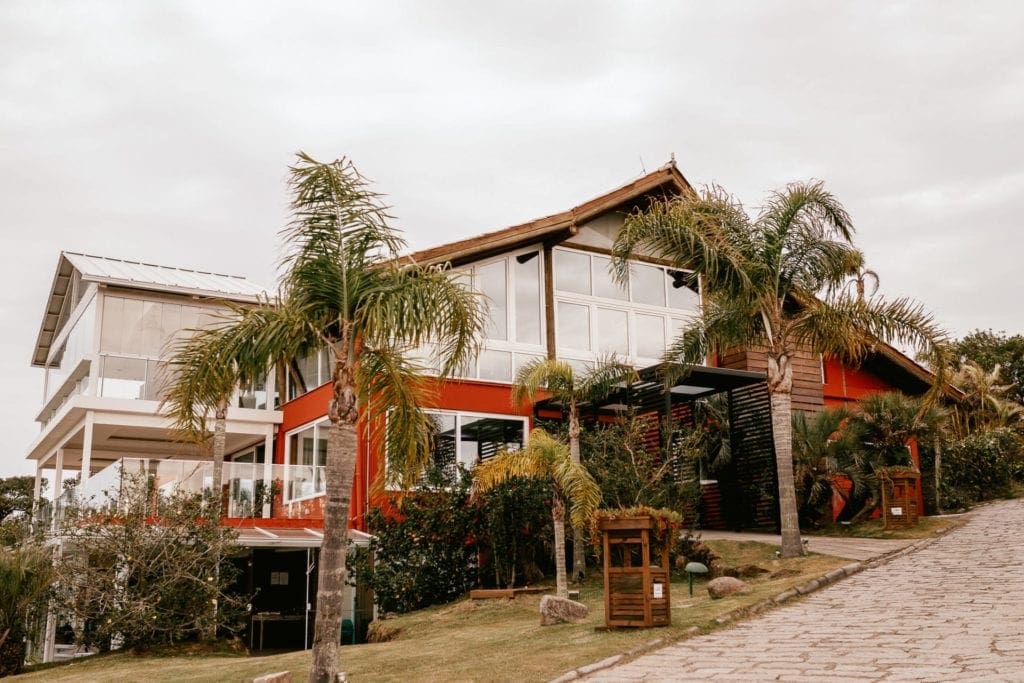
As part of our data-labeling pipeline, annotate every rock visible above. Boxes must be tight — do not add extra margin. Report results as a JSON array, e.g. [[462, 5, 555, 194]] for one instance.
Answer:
[[539, 595, 589, 625], [253, 673, 292, 683], [707, 576, 751, 599]]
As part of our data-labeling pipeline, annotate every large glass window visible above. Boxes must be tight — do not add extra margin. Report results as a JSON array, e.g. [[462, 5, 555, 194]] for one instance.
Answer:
[[552, 247, 700, 366], [514, 253, 542, 345], [429, 249, 545, 384], [478, 260, 508, 341], [286, 348, 334, 401], [285, 419, 328, 502], [419, 411, 528, 485]]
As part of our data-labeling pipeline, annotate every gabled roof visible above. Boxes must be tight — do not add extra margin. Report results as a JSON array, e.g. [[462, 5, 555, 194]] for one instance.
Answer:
[[403, 160, 694, 267], [32, 251, 269, 367]]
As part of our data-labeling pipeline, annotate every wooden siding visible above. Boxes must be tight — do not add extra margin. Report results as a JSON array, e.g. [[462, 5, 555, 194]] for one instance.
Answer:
[[718, 347, 824, 412]]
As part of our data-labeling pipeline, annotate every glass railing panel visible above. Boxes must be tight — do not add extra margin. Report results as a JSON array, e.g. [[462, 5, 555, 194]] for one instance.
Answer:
[[98, 355, 149, 400]]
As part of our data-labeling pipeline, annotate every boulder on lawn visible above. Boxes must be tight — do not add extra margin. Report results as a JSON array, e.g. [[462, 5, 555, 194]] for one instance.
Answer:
[[707, 576, 751, 599], [539, 594, 589, 625]]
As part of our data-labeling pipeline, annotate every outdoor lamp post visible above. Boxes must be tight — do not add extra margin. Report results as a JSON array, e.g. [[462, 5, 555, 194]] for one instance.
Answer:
[[684, 561, 708, 596]]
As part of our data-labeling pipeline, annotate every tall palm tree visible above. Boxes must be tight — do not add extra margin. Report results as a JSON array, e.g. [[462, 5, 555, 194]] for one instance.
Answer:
[[612, 182, 949, 557], [473, 429, 601, 599], [164, 153, 485, 682], [511, 357, 634, 582]]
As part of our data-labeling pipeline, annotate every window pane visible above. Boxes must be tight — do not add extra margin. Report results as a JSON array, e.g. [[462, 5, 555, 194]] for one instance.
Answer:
[[668, 271, 701, 311], [119, 298, 144, 355], [479, 349, 512, 383], [635, 314, 666, 359], [556, 302, 591, 351], [459, 416, 525, 464], [592, 256, 628, 301], [596, 308, 629, 356], [631, 264, 666, 307], [514, 253, 542, 345], [554, 250, 591, 295], [139, 301, 164, 357], [428, 413, 458, 480], [513, 352, 545, 379], [477, 260, 508, 341], [99, 355, 147, 399], [100, 296, 125, 354]]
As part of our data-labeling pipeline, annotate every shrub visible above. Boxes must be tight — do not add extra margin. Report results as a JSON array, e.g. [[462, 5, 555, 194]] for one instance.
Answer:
[[941, 428, 1023, 509], [52, 475, 245, 650], [475, 477, 552, 588], [0, 546, 53, 675], [581, 413, 699, 511], [349, 468, 481, 614]]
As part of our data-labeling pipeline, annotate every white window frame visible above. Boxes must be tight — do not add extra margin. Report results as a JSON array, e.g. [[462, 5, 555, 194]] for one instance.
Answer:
[[282, 416, 330, 503], [386, 409, 530, 489], [416, 246, 547, 385], [552, 246, 701, 368]]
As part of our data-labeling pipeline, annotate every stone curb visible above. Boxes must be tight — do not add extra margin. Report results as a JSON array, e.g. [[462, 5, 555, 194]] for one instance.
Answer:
[[548, 517, 969, 682]]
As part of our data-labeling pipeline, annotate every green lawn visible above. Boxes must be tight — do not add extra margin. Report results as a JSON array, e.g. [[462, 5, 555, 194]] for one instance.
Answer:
[[807, 513, 965, 540], [17, 541, 847, 683]]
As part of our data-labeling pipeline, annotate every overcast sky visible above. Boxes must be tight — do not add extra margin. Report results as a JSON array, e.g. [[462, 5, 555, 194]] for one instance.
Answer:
[[2, 1, 1022, 477]]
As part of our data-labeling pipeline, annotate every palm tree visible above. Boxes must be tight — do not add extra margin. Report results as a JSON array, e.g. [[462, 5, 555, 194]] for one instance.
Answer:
[[845, 392, 947, 521], [511, 357, 634, 582], [949, 361, 1021, 437], [612, 182, 949, 557], [164, 328, 251, 518], [791, 406, 857, 526], [164, 153, 484, 682], [473, 429, 601, 599]]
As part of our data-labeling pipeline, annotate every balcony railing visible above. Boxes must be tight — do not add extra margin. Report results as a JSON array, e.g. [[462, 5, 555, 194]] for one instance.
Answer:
[[47, 458, 326, 530]]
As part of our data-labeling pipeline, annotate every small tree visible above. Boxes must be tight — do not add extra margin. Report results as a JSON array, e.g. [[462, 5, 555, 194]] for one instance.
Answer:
[[512, 358, 634, 582], [844, 392, 946, 522], [791, 406, 857, 526], [473, 429, 600, 599], [51, 475, 245, 650], [0, 546, 53, 675]]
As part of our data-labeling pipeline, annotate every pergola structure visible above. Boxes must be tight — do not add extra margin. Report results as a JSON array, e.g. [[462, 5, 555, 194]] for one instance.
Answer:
[[535, 363, 780, 531]]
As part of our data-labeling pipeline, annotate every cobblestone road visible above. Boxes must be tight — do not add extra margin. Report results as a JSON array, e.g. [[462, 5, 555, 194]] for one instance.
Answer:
[[585, 499, 1024, 682]]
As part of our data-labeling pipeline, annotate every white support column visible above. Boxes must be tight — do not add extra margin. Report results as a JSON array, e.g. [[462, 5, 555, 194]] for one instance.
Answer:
[[80, 411, 95, 487], [31, 464, 43, 534], [51, 449, 64, 533], [262, 429, 274, 518]]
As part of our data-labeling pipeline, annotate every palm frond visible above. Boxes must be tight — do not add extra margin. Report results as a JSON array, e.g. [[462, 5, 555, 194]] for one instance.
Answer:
[[511, 358, 576, 407], [359, 347, 436, 491], [613, 186, 754, 296], [281, 152, 404, 277], [576, 356, 637, 405], [357, 262, 486, 378]]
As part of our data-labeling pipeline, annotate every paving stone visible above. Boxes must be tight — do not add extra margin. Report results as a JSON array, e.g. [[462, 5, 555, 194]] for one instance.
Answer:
[[577, 500, 1024, 682]]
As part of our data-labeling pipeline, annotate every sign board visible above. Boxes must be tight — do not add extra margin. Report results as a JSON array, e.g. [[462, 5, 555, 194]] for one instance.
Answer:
[[890, 507, 903, 516], [652, 583, 663, 599]]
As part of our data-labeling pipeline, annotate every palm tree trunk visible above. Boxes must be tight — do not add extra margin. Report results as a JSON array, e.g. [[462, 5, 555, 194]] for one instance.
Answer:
[[551, 494, 568, 599], [212, 401, 228, 517], [206, 400, 228, 641], [309, 377, 359, 683], [767, 354, 804, 558], [568, 408, 585, 583]]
